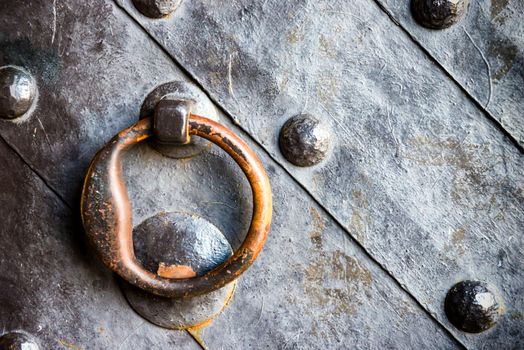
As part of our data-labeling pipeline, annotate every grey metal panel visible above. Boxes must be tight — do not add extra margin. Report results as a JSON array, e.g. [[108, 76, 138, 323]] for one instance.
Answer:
[[114, 0, 524, 348], [121, 122, 461, 349], [0, 0, 189, 206], [0, 138, 199, 349], [376, 0, 524, 147], [0, 0, 464, 348]]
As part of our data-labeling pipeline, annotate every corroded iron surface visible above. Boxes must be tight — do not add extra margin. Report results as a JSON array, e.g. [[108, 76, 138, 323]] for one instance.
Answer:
[[0, 0, 522, 348], [116, 0, 524, 347], [81, 115, 272, 298], [377, 0, 524, 147]]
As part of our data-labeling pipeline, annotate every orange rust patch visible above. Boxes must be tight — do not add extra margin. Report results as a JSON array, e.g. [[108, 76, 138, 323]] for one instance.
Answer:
[[157, 263, 196, 279]]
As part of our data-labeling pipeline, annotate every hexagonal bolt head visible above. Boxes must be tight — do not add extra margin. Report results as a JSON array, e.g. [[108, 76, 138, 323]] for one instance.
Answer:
[[132, 0, 182, 18], [445, 280, 501, 333], [279, 114, 331, 167], [0, 66, 37, 120], [411, 0, 469, 29]]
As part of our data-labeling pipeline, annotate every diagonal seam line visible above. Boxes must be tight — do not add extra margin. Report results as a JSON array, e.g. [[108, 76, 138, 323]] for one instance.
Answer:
[[0, 133, 73, 212], [112, 1, 467, 348], [370, 0, 524, 154]]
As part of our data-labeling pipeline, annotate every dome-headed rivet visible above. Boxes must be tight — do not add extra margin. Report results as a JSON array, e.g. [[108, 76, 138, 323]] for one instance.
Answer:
[[0, 66, 37, 120], [132, 0, 182, 19], [411, 0, 469, 29], [279, 113, 331, 167], [0, 332, 39, 350], [445, 280, 501, 333]]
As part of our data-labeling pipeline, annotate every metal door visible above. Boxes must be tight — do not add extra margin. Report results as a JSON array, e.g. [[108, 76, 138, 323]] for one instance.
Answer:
[[0, 0, 522, 349]]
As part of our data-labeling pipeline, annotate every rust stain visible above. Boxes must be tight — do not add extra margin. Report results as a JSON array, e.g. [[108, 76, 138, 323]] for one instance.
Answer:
[[403, 136, 476, 167], [316, 70, 339, 104], [318, 35, 337, 59], [157, 263, 197, 279], [349, 190, 369, 243], [304, 250, 373, 317], [309, 207, 325, 249], [185, 282, 237, 349], [490, 0, 510, 20], [488, 39, 518, 81], [451, 228, 466, 256], [58, 340, 82, 350], [286, 26, 305, 44]]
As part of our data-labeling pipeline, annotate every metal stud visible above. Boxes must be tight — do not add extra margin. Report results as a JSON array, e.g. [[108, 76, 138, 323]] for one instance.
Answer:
[[140, 81, 219, 159], [411, 0, 469, 29], [445, 280, 501, 333], [0, 66, 37, 120], [132, 0, 182, 19], [0, 332, 39, 350], [279, 113, 331, 167]]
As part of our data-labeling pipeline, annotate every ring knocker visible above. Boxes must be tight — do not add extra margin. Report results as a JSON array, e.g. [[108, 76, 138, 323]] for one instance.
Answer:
[[80, 99, 272, 298]]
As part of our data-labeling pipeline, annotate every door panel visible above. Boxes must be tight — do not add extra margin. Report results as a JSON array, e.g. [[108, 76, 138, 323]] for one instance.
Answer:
[[113, 0, 524, 348], [0, 0, 468, 348], [0, 137, 199, 349], [0, 0, 187, 205], [121, 122, 462, 349], [375, 0, 524, 147]]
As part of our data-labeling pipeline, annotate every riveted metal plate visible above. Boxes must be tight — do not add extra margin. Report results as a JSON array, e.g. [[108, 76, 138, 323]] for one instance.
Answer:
[[115, 0, 524, 348], [0, 138, 199, 349], [117, 112, 461, 349], [375, 0, 524, 147], [1, 0, 521, 348]]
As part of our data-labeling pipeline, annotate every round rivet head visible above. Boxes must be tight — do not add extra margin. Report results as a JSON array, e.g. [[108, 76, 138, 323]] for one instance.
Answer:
[[411, 0, 469, 29], [132, 0, 182, 18], [0, 66, 36, 120], [0, 332, 39, 350], [279, 114, 331, 167], [445, 280, 501, 333]]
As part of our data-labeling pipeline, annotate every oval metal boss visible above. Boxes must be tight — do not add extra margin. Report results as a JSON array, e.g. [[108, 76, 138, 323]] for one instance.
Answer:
[[81, 115, 272, 298]]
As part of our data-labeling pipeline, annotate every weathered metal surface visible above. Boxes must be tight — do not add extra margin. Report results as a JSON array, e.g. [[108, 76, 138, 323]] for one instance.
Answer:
[[0, 0, 520, 347], [81, 115, 272, 298], [445, 280, 501, 333], [115, 0, 524, 347], [133, 212, 233, 276], [121, 212, 236, 330], [377, 0, 524, 147], [119, 116, 462, 348], [0, 65, 37, 120], [140, 81, 219, 158], [0, 138, 198, 349], [279, 113, 331, 167], [0, 0, 193, 205]]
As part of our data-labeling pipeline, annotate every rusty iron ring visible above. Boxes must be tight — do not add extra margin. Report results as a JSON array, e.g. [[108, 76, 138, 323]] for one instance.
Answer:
[[81, 115, 272, 298]]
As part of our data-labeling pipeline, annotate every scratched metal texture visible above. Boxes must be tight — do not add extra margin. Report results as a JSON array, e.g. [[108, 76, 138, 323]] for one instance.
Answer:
[[121, 123, 460, 349], [0, 138, 199, 349], [375, 0, 524, 148], [0, 0, 465, 348], [114, 0, 524, 348]]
